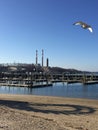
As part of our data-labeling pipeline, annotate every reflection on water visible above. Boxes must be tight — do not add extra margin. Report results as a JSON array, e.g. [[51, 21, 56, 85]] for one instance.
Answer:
[[0, 83, 98, 100]]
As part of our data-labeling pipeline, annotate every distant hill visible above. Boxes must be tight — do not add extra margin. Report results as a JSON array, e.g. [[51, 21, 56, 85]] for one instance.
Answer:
[[0, 63, 89, 74], [43, 66, 83, 74]]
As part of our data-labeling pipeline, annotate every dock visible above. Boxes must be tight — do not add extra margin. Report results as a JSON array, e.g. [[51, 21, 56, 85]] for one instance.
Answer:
[[0, 82, 53, 88], [83, 81, 98, 85], [0, 72, 98, 87]]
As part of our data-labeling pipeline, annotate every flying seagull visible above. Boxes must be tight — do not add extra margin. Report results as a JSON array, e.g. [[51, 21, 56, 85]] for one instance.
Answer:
[[73, 21, 93, 33]]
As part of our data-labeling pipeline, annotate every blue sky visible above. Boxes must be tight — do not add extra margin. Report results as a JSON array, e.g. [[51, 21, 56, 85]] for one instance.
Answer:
[[0, 0, 98, 71]]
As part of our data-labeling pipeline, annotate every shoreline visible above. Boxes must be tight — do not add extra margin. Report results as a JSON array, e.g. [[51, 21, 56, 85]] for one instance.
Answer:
[[0, 93, 98, 101], [0, 94, 98, 130], [0, 92, 98, 101]]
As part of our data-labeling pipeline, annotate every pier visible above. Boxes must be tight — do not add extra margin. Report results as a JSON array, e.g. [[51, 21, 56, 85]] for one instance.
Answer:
[[0, 82, 52, 87], [0, 72, 98, 87], [0, 78, 52, 88]]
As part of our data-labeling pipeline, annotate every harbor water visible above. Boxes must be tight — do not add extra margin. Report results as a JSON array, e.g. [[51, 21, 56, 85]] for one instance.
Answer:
[[0, 83, 98, 100]]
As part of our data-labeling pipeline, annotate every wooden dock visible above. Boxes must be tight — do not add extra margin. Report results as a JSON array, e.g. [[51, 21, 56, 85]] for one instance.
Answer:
[[83, 81, 98, 85], [0, 82, 53, 88], [0, 72, 98, 87], [66, 80, 81, 84]]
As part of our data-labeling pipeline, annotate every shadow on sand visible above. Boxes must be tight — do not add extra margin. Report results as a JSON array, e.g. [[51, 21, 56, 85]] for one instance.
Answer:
[[0, 100, 96, 115]]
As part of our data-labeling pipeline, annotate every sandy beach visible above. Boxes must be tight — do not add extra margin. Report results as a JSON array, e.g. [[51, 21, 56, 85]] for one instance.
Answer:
[[0, 94, 98, 130]]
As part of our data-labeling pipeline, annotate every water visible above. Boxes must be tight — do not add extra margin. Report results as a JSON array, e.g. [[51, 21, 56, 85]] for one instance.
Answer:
[[0, 83, 98, 100]]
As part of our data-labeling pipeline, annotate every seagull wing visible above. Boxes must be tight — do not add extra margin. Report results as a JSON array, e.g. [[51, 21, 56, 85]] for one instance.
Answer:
[[88, 27, 93, 33], [73, 21, 83, 26]]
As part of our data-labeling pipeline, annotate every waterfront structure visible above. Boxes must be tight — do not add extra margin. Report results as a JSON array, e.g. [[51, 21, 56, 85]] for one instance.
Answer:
[[0, 72, 98, 87]]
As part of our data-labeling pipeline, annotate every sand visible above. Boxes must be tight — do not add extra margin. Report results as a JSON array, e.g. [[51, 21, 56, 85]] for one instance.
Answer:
[[0, 94, 98, 130]]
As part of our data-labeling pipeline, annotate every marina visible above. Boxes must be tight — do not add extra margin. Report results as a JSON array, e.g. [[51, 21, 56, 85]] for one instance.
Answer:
[[0, 72, 98, 87], [0, 63, 98, 100]]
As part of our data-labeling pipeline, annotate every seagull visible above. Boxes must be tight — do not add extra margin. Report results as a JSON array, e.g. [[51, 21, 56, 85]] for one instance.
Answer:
[[73, 21, 93, 33]]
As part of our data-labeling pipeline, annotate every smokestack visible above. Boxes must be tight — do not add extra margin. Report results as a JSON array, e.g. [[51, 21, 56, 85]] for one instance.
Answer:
[[42, 49, 44, 67], [46, 58, 49, 67], [36, 50, 38, 65]]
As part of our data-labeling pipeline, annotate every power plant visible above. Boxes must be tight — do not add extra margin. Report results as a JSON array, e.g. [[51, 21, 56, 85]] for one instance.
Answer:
[[35, 49, 49, 67]]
